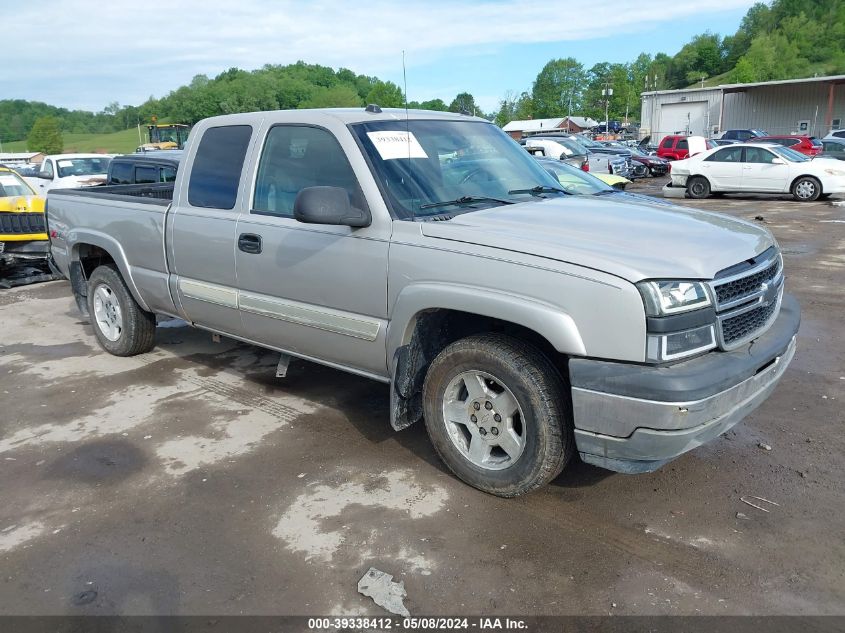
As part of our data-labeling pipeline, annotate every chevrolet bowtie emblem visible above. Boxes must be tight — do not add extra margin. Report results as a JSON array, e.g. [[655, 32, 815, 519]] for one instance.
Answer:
[[760, 281, 778, 307]]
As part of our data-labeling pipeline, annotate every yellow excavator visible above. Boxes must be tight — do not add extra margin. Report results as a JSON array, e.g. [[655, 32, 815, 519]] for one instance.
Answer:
[[136, 122, 190, 152]]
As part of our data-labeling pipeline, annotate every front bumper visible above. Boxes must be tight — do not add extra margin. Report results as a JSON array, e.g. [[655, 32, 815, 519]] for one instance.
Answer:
[[569, 294, 800, 473], [0, 239, 50, 264]]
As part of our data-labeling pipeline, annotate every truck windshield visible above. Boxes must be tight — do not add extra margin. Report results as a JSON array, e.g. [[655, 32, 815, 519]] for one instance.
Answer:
[[56, 158, 111, 178], [351, 119, 563, 219]]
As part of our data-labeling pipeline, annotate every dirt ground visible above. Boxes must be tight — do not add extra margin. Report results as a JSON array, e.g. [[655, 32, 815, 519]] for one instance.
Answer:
[[0, 181, 843, 617]]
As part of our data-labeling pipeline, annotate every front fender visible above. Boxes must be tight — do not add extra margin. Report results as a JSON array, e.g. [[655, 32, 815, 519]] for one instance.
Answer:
[[386, 282, 586, 375]]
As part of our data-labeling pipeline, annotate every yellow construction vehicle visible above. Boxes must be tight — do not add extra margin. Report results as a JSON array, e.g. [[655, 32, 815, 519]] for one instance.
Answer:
[[137, 122, 190, 152]]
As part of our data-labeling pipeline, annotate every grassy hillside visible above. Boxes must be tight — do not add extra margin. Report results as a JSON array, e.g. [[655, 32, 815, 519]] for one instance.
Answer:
[[3, 127, 143, 154]]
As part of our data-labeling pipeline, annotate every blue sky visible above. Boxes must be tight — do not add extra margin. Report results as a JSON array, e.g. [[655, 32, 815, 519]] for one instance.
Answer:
[[3, 0, 756, 115]]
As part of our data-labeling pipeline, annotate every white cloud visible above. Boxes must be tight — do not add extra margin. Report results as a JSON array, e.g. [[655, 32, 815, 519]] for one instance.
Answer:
[[4, 0, 755, 110]]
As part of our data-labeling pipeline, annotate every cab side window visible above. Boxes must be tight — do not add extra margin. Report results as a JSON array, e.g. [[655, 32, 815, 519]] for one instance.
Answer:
[[705, 147, 743, 162], [661, 138, 673, 149], [252, 125, 366, 218], [677, 139, 689, 150], [42, 160, 54, 178], [745, 147, 777, 164]]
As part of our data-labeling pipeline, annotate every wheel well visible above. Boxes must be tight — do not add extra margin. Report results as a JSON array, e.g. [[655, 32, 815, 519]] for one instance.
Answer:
[[390, 308, 568, 431], [790, 175, 822, 192], [69, 244, 117, 316], [76, 244, 115, 278]]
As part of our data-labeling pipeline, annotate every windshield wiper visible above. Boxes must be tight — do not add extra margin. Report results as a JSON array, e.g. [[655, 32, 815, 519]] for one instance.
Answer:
[[419, 195, 514, 210], [592, 189, 618, 195], [508, 185, 569, 196]]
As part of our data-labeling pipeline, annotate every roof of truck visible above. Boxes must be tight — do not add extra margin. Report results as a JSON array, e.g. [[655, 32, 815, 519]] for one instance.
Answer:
[[114, 151, 183, 165], [199, 107, 486, 127]]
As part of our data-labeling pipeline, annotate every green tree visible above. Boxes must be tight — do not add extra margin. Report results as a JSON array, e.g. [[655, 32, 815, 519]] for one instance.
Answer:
[[299, 85, 362, 109], [27, 116, 63, 153], [448, 92, 478, 115], [418, 98, 449, 111], [531, 58, 585, 118], [365, 81, 404, 108]]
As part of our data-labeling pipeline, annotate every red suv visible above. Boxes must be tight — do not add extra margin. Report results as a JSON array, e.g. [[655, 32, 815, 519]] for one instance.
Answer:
[[657, 135, 715, 160], [753, 135, 822, 156]]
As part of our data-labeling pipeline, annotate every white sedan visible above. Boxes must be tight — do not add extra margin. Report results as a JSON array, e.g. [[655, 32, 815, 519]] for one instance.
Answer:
[[670, 142, 845, 201]]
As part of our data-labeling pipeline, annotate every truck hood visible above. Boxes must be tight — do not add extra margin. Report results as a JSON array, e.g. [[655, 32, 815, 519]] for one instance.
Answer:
[[419, 195, 773, 282]]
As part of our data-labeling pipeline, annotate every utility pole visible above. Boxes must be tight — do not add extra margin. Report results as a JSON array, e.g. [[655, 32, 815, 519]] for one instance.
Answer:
[[602, 79, 613, 137]]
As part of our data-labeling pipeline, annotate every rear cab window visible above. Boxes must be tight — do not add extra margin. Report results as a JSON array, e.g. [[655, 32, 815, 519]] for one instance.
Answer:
[[109, 161, 132, 184], [135, 165, 158, 184], [188, 125, 253, 209]]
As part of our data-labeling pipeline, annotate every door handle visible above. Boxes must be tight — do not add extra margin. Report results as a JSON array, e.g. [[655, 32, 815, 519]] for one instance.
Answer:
[[238, 233, 262, 254]]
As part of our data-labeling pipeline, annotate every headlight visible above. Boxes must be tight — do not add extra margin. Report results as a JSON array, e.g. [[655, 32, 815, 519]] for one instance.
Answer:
[[637, 280, 712, 316], [646, 324, 716, 363], [638, 280, 716, 362]]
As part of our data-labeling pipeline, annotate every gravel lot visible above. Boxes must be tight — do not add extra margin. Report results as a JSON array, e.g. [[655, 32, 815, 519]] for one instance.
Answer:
[[0, 181, 843, 617]]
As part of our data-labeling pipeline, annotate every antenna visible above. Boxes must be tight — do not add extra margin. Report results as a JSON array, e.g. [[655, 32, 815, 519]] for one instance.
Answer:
[[402, 50, 415, 221]]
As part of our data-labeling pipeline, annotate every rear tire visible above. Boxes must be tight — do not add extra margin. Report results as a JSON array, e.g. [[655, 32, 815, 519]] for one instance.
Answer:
[[687, 176, 711, 199], [422, 334, 573, 497], [87, 264, 156, 356], [792, 176, 821, 202]]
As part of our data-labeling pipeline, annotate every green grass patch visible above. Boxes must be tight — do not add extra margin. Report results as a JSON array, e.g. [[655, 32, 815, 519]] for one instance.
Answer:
[[2, 127, 145, 154]]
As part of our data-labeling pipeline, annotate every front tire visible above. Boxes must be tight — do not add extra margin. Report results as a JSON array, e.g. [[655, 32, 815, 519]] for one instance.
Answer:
[[792, 176, 821, 202], [87, 264, 156, 356], [422, 334, 573, 497], [687, 176, 711, 199]]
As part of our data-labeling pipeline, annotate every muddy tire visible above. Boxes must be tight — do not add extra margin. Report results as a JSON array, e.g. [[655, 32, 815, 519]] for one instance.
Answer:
[[87, 264, 156, 356], [422, 334, 573, 497], [792, 176, 821, 202], [687, 176, 711, 199]]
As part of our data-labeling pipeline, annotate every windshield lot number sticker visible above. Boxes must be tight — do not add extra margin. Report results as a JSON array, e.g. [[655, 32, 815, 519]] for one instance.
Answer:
[[367, 131, 428, 160]]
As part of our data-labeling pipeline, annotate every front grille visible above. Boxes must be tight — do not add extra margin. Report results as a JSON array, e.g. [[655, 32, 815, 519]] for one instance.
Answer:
[[715, 258, 780, 307], [721, 299, 779, 345], [0, 212, 46, 234], [711, 249, 784, 349]]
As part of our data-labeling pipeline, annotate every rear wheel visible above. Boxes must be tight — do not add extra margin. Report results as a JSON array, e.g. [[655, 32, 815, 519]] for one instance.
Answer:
[[792, 176, 821, 202], [422, 334, 573, 497], [87, 265, 156, 356], [687, 176, 711, 199]]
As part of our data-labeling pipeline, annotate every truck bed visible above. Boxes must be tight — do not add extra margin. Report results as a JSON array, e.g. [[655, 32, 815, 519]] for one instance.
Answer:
[[47, 182, 175, 316], [51, 182, 174, 204]]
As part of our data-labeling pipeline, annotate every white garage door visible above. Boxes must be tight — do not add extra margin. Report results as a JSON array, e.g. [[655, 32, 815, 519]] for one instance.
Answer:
[[658, 101, 708, 138]]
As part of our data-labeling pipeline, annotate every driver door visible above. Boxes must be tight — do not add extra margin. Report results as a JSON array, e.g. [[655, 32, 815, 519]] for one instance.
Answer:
[[234, 124, 390, 377]]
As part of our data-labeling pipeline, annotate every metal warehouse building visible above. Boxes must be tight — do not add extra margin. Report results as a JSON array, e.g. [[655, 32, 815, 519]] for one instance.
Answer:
[[640, 75, 845, 142]]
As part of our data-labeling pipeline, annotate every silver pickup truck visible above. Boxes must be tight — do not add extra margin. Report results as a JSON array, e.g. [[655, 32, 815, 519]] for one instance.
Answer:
[[47, 108, 800, 497]]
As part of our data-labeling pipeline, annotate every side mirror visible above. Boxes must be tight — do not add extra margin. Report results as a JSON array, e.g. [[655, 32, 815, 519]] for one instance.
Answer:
[[771, 158, 785, 165], [37, 171, 54, 179], [293, 186, 371, 228]]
